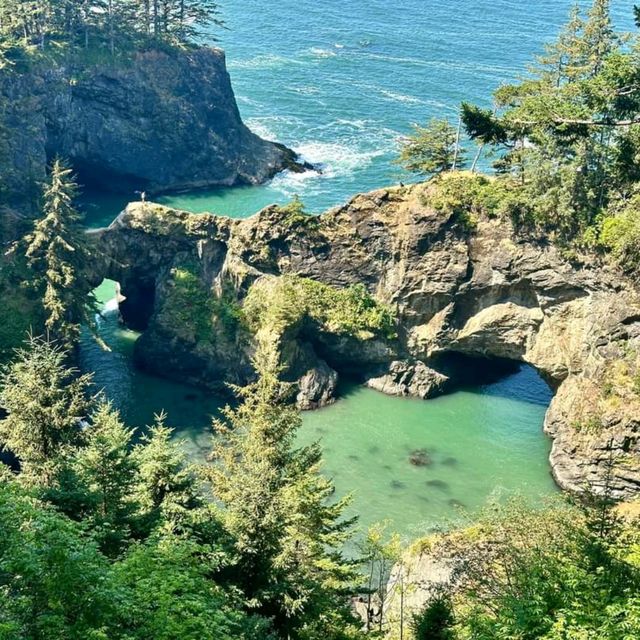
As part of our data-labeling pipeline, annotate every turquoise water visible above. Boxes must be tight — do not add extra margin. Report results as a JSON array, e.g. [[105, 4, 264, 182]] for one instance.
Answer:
[[79, 0, 636, 538], [82, 279, 556, 538]]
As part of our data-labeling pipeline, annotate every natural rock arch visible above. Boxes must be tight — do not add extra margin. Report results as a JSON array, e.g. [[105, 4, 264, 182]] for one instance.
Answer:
[[91, 184, 640, 499]]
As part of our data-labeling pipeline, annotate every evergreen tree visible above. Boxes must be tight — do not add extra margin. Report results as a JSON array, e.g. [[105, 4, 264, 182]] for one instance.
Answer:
[[411, 594, 456, 640], [25, 158, 96, 350], [0, 336, 92, 487], [206, 341, 363, 639], [0, 481, 115, 639], [397, 118, 467, 176], [132, 412, 201, 536], [458, 1, 640, 244], [75, 400, 139, 556]]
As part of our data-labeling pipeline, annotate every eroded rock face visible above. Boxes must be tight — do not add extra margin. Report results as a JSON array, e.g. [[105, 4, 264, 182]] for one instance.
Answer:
[[92, 182, 640, 499], [0, 48, 298, 217]]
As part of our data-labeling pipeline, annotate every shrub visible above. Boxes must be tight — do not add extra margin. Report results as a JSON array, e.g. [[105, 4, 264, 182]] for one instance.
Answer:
[[243, 275, 396, 340], [411, 594, 456, 640]]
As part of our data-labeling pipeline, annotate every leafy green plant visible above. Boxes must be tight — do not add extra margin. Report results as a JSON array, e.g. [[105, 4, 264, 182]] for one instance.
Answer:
[[243, 275, 397, 340]]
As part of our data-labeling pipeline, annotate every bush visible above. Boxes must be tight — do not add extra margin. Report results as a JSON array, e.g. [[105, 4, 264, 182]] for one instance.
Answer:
[[243, 275, 396, 340], [411, 594, 456, 640], [600, 193, 640, 277], [162, 264, 242, 344], [423, 172, 514, 230]]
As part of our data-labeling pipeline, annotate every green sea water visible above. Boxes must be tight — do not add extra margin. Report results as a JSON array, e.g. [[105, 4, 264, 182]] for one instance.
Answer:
[[82, 280, 556, 540]]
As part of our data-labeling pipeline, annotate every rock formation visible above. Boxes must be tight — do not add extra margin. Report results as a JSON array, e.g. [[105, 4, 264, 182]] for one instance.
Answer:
[[92, 181, 640, 499], [0, 47, 300, 220]]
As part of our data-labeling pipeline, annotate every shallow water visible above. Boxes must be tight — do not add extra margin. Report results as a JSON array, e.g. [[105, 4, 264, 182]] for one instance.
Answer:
[[82, 281, 556, 539]]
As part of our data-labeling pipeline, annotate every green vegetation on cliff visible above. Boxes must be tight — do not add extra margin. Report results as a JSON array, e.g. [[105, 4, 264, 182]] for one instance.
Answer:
[[244, 275, 396, 341], [400, 1, 640, 274], [0, 0, 223, 65], [399, 498, 640, 640]]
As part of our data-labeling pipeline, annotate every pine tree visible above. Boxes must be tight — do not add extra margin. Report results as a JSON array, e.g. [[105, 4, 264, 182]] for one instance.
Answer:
[[582, 0, 616, 76], [397, 118, 467, 176], [535, 5, 585, 85], [133, 411, 201, 536], [206, 341, 362, 639], [25, 157, 96, 350], [75, 400, 138, 555], [0, 336, 93, 486]]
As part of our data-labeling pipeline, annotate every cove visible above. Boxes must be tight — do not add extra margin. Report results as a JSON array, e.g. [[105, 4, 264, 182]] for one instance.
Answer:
[[81, 279, 557, 540]]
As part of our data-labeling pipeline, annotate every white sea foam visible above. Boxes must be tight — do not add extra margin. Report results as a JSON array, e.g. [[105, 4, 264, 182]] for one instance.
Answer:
[[268, 139, 386, 198], [245, 115, 303, 141], [236, 95, 263, 107], [379, 89, 425, 105], [228, 54, 304, 70], [290, 85, 321, 96], [103, 297, 120, 314], [309, 47, 337, 58]]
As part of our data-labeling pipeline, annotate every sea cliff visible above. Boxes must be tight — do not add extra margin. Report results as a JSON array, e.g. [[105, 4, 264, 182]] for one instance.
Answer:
[[92, 178, 640, 499]]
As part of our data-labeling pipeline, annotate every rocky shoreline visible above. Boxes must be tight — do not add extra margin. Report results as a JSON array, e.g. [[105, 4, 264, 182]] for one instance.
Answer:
[[0, 47, 302, 221], [92, 180, 640, 499]]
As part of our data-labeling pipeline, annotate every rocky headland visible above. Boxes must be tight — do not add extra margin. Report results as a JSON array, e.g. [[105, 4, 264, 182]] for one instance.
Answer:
[[91, 178, 640, 500], [0, 47, 300, 221]]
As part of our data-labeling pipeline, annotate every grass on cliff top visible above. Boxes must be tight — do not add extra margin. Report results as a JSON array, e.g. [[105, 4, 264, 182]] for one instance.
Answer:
[[243, 274, 396, 340]]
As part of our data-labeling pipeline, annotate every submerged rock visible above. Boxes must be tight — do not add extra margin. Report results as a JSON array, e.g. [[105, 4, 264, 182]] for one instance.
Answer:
[[409, 449, 433, 467], [426, 479, 450, 491]]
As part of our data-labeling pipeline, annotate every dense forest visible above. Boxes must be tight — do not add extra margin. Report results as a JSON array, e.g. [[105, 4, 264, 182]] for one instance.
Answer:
[[1, 1, 640, 639], [0, 0, 223, 59]]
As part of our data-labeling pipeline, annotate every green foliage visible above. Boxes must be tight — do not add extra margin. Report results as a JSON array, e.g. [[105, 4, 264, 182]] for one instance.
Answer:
[[411, 595, 455, 640], [132, 412, 201, 536], [422, 172, 515, 230], [244, 275, 396, 341], [358, 522, 401, 633], [397, 118, 466, 176], [24, 158, 97, 349], [439, 498, 640, 640], [164, 264, 216, 342], [0, 0, 224, 61], [163, 263, 242, 343], [75, 401, 138, 556], [113, 535, 271, 640], [0, 336, 93, 487], [600, 190, 640, 277], [207, 342, 363, 639], [0, 270, 43, 364], [0, 480, 114, 640], [277, 195, 320, 230], [0, 334, 365, 639], [458, 1, 640, 248]]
